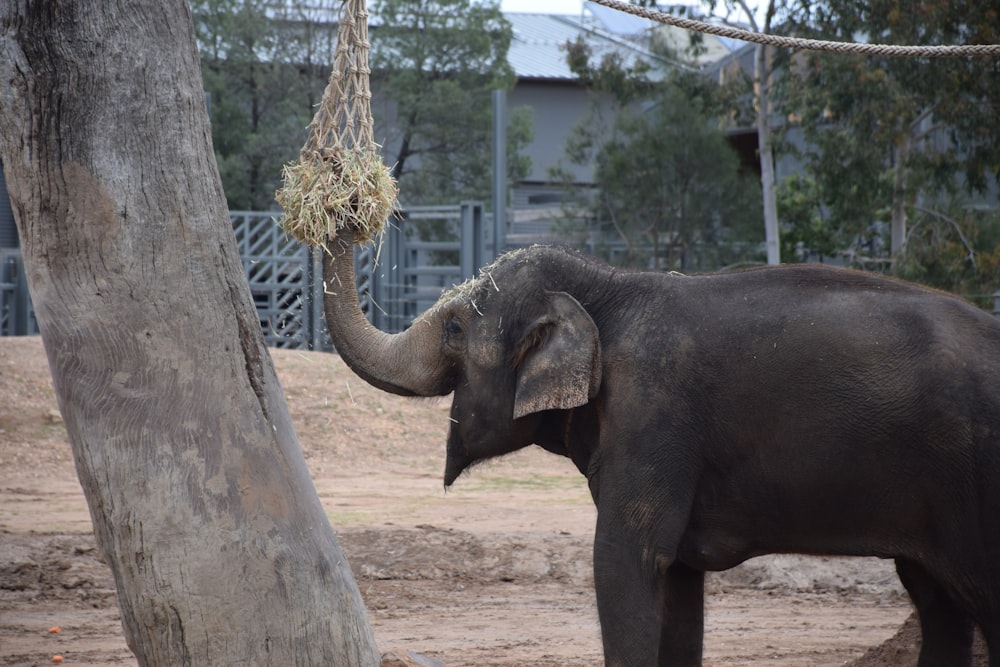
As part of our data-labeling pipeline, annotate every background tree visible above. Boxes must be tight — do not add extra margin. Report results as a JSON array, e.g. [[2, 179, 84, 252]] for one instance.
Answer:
[[705, 0, 786, 265], [369, 0, 532, 206], [594, 80, 762, 270], [193, 0, 338, 211], [554, 39, 762, 270], [193, 0, 530, 212], [774, 173, 839, 262], [776, 0, 1000, 259], [0, 1, 380, 663], [894, 203, 1000, 309]]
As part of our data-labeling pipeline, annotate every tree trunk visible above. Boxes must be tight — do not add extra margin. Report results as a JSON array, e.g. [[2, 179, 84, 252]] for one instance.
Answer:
[[891, 137, 910, 256], [755, 43, 781, 265], [0, 2, 380, 665]]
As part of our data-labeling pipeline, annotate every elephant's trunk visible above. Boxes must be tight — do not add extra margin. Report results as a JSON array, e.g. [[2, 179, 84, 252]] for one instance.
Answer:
[[322, 226, 453, 397]]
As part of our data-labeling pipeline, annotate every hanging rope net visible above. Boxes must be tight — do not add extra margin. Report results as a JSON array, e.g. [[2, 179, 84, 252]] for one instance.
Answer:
[[276, 0, 397, 249]]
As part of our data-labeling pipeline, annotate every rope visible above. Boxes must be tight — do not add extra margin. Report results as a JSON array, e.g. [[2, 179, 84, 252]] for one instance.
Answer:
[[276, 0, 395, 248], [588, 0, 1000, 58], [306, 0, 375, 155]]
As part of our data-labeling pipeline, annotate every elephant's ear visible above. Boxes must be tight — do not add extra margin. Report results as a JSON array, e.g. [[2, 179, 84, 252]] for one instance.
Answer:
[[512, 291, 602, 420]]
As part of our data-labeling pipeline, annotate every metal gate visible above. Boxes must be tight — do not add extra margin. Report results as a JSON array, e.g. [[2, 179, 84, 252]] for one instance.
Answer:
[[362, 202, 488, 334], [232, 211, 324, 349], [1, 203, 492, 348], [233, 201, 489, 348]]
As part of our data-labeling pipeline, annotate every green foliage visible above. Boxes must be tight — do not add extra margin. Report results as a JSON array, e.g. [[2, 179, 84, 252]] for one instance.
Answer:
[[775, 0, 1000, 260], [192, 0, 531, 212], [595, 83, 762, 270], [554, 40, 762, 270], [563, 35, 656, 105], [775, 174, 838, 261], [193, 0, 335, 211], [370, 0, 531, 206]]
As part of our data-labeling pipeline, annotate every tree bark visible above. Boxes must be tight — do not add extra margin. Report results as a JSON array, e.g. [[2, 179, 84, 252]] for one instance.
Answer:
[[0, 2, 380, 665], [890, 137, 909, 256], [734, 0, 780, 265], [755, 43, 780, 266]]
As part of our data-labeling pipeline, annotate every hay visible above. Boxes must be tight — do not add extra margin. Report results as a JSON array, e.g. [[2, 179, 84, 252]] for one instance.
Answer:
[[276, 147, 396, 248]]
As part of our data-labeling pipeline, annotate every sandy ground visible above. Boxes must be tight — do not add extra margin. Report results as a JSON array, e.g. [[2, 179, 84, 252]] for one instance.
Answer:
[[0, 335, 939, 666]]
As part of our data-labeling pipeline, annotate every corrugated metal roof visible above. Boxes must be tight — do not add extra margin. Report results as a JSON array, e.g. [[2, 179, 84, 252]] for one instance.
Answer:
[[507, 12, 671, 80], [221, 6, 731, 78]]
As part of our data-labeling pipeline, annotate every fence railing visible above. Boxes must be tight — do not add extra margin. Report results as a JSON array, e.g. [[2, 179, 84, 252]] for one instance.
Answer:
[[0, 249, 36, 336], [236, 202, 490, 348], [4, 208, 1000, 348], [1, 204, 491, 349], [0, 210, 648, 342]]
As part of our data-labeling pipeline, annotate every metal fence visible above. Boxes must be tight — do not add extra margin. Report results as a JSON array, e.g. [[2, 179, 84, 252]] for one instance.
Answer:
[[362, 203, 488, 334], [0, 249, 36, 336], [0, 204, 492, 349], [232, 211, 324, 349], [4, 209, 1000, 348], [233, 202, 491, 348]]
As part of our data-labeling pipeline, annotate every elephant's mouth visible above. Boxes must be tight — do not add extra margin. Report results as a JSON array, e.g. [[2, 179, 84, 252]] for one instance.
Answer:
[[444, 430, 473, 487], [443, 452, 472, 487]]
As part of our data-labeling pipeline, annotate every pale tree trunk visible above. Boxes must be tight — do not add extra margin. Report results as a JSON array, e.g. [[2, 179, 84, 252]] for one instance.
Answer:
[[755, 43, 781, 265], [732, 0, 779, 264], [0, 2, 380, 665], [891, 137, 910, 256]]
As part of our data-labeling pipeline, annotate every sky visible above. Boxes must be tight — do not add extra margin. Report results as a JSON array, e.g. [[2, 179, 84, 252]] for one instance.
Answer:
[[501, 0, 585, 13], [498, 0, 767, 25]]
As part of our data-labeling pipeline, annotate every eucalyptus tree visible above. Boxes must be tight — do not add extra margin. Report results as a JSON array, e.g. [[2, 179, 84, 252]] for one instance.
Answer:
[[0, 1, 379, 663], [776, 0, 1000, 258], [705, 0, 787, 264]]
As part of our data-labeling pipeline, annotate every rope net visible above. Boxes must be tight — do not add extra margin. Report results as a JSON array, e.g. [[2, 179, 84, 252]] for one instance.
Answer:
[[276, 0, 396, 249]]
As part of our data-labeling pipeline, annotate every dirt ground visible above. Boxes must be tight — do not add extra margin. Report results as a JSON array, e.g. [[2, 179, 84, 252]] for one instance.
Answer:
[[0, 335, 951, 666]]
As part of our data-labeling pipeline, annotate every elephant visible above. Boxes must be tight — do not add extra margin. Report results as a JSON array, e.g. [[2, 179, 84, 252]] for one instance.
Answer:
[[322, 226, 1000, 667]]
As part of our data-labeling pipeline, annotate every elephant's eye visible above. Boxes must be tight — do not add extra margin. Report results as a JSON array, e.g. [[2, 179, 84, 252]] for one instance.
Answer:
[[444, 318, 463, 341]]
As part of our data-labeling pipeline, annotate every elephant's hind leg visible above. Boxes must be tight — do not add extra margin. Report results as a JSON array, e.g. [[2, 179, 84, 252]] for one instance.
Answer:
[[896, 558, 974, 667]]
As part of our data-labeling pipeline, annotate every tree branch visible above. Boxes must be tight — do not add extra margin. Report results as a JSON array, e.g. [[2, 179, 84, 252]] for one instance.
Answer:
[[911, 204, 977, 269]]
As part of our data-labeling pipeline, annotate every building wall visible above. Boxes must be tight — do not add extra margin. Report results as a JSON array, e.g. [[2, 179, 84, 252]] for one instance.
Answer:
[[509, 79, 594, 187]]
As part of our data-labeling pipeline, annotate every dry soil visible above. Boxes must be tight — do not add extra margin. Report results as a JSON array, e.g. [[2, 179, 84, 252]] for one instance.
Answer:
[[0, 335, 962, 666]]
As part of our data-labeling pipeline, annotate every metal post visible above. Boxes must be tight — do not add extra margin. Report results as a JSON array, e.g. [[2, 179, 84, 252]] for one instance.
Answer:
[[472, 202, 485, 271], [460, 202, 474, 281], [492, 89, 507, 261], [13, 253, 29, 335], [460, 201, 487, 282], [310, 247, 326, 350], [389, 217, 406, 332], [993, 290, 1000, 318]]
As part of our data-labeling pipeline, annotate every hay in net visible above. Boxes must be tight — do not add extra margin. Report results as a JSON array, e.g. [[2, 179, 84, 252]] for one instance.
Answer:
[[276, 0, 397, 248]]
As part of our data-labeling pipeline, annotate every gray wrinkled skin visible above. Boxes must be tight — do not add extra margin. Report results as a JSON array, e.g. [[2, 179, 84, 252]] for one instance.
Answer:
[[325, 233, 1000, 667]]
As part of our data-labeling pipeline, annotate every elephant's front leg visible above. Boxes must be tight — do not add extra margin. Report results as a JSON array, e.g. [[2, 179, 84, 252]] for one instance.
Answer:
[[593, 526, 663, 666], [593, 526, 704, 666], [658, 561, 705, 664]]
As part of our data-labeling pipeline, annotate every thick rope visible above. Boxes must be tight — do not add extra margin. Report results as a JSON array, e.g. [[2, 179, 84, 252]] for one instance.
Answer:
[[589, 0, 1000, 58], [277, 0, 395, 247]]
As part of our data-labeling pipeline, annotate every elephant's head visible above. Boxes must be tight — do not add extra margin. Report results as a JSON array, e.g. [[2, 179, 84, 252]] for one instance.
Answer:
[[323, 228, 602, 485]]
